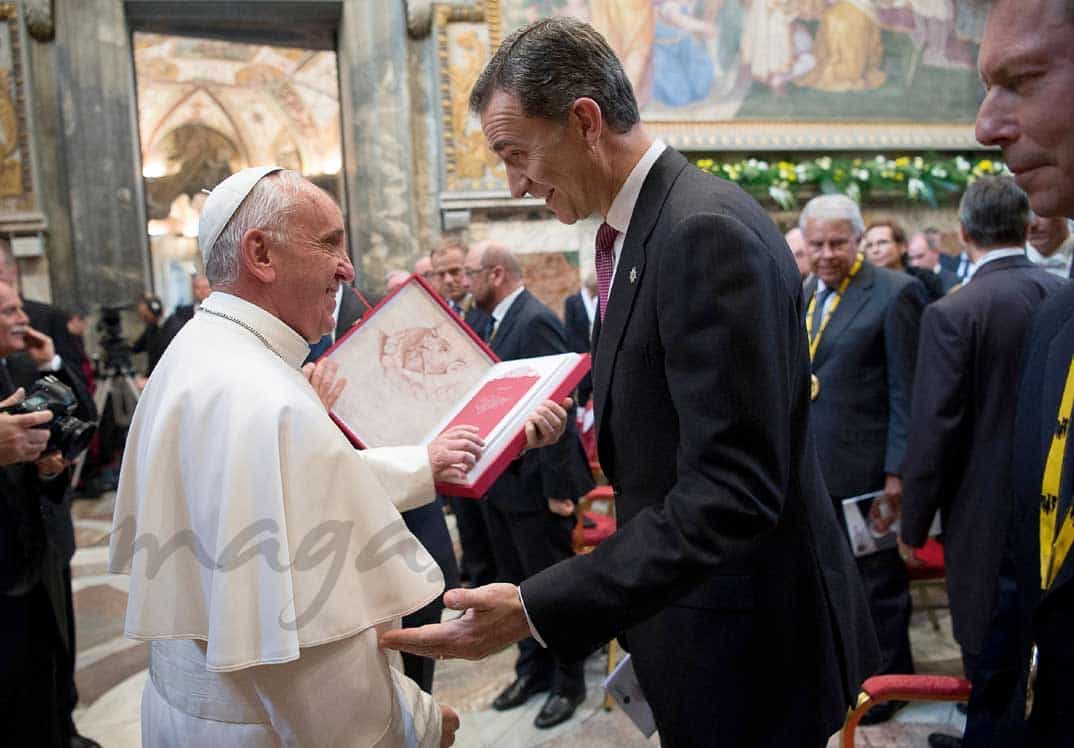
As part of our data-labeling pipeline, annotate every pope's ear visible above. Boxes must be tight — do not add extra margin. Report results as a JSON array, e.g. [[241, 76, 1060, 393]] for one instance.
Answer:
[[239, 228, 276, 283]]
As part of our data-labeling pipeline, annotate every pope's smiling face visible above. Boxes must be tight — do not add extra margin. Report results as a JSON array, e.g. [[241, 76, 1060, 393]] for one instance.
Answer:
[[273, 185, 354, 342]]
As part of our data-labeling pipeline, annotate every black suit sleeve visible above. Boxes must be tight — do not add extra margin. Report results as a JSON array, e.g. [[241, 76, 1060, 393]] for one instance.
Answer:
[[900, 303, 968, 546], [521, 213, 796, 659], [524, 309, 594, 500], [883, 280, 923, 476]]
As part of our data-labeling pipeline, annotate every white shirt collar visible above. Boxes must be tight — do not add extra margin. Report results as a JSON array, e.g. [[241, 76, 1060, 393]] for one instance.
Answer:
[[580, 286, 598, 321], [605, 140, 667, 236], [966, 247, 1026, 282], [1026, 232, 1074, 270], [491, 285, 526, 329], [200, 291, 311, 369]]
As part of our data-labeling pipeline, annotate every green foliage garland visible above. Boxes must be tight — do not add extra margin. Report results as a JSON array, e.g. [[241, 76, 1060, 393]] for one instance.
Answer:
[[693, 154, 1009, 210]]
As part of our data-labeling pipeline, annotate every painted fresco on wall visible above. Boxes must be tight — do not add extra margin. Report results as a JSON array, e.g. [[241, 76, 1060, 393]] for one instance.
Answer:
[[0, 4, 43, 230], [435, 0, 985, 191], [499, 0, 985, 124]]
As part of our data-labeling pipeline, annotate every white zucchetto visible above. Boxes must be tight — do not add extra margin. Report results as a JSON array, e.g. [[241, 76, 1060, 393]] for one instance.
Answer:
[[198, 165, 283, 259]]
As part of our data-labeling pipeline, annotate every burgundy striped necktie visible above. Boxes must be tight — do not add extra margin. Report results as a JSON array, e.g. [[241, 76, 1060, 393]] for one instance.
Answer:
[[595, 222, 619, 321]]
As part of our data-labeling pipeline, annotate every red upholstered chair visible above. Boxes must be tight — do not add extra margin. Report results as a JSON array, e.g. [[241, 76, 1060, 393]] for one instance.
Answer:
[[908, 538, 947, 631], [841, 675, 972, 747]]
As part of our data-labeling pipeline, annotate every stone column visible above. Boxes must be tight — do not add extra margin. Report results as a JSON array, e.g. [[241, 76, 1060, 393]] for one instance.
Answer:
[[54, 0, 149, 306], [338, 0, 423, 296]]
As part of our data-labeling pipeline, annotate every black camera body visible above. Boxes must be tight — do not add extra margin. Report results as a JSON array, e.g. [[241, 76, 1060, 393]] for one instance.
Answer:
[[1, 376, 96, 461]]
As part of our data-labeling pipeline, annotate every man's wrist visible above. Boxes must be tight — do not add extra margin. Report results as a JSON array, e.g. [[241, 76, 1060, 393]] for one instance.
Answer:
[[516, 585, 547, 648]]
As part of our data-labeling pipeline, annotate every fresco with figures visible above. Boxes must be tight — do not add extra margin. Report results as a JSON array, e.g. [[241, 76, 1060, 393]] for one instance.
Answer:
[[499, 0, 986, 123]]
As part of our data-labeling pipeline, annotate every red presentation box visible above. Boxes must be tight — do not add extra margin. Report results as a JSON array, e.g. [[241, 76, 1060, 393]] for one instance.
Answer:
[[324, 275, 590, 498]]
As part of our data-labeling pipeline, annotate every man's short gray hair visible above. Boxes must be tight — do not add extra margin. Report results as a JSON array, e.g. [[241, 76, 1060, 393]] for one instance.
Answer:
[[958, 175, 1030, 248], [206, 170, 309, 287], [798, 195, 865, 239]]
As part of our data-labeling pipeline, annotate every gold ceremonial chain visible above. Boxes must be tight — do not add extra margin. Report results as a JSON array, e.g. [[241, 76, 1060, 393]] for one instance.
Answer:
[[1026, 350, 1074, 718], [805, 252, 863, 360], [805, 253, 863, 400], [200, 308, 288, 364]]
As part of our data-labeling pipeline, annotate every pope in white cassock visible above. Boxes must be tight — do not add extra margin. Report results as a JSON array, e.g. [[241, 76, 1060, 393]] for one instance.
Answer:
[[107, 167, 570, 747]]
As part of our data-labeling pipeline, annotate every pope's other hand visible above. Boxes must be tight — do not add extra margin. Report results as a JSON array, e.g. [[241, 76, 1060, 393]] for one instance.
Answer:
[[427, 426, 483, 483], [439, 704, 459, 747], [379, 583, 530, 660]]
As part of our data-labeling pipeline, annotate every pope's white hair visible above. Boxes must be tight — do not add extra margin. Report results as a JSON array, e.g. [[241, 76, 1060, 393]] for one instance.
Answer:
[[798, 194, 865, 240], [205, 169, 309, 287]]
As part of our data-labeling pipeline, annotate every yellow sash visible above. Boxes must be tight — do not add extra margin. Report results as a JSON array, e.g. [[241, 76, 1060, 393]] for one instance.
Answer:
[[806, 252, 864, 361], [1040, 353, 1074, 591]]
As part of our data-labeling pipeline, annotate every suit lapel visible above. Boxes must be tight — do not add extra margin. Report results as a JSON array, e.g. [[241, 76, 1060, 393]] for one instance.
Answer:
[[593, 148, 687, 441], [812, 260, 875, 370], [490, 289, 528, 356]]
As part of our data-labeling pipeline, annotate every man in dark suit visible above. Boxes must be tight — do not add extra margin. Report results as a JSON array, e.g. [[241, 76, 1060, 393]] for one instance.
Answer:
[[900, 177, 1063, 748], [465, 240, 594, 728], [0, 280, 96, 748], [171, 273, 212, 324], [382, 18, 879, 746], [908, 232, 961, 293], [969, 2, 1074, 744], [562, 272, 596, 406], [802, 195, 922, 724]]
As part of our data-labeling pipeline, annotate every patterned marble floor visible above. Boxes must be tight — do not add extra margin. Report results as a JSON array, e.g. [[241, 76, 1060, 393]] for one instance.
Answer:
[[70, 493, 965, 747]]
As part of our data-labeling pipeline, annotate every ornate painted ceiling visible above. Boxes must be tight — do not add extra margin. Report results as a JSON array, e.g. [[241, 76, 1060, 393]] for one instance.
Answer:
[[133, 32, 342, 223]]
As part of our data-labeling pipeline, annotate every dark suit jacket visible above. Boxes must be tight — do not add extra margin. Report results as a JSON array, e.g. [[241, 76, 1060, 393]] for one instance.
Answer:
[[485, 289, 593, 512], [563, 292, 593, 406], [989, 283, 1074, 744], [806, 262, 922, 497], [901, 257, 1062, 655], [172, 304, 194, 324], [519, 148, 879, 745]]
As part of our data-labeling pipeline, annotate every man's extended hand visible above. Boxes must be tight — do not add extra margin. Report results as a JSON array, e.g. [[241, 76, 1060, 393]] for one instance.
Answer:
[[524, 398, 571, 450], [427, 426, 483, 483], [303, 358, 346, 411], [0, 388, 52, 465], [379, 583, 530, 660]]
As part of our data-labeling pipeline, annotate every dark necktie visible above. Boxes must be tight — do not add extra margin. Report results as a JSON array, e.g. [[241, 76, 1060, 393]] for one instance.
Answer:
[[482, 316, 497, 344], [811, 288, 833, 342], [306, 334, 333, 363], [595, 222, 619, 322]]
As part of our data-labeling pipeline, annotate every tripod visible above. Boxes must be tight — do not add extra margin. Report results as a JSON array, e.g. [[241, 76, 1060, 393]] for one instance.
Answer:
[[70, 360, 140, 491]]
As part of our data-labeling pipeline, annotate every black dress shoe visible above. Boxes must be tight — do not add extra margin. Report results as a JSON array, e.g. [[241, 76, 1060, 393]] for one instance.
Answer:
[[492, 675, 549, 711], [534, 691, 584, 729], [858, 699, 906, 725], [927, 734, 962, 748]]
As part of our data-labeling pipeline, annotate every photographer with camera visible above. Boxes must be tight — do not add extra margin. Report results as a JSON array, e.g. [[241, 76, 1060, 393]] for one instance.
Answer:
[[0, 278, 100, 748]]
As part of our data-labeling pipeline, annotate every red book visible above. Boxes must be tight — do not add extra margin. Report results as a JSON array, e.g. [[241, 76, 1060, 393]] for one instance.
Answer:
[[323, 275, 590, 498]]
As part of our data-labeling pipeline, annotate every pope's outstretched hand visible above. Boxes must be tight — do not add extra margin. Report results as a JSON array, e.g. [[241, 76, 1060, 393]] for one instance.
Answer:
[[379, 583, 531, 660]]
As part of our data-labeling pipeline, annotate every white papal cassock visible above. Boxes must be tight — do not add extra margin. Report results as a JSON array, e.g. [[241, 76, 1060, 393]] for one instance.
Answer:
[[109, 291, 445, 747]]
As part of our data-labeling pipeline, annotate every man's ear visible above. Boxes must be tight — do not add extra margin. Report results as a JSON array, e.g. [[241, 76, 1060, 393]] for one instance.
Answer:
[[571, 97, 604, 147], [239, 228, 276, 284]]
